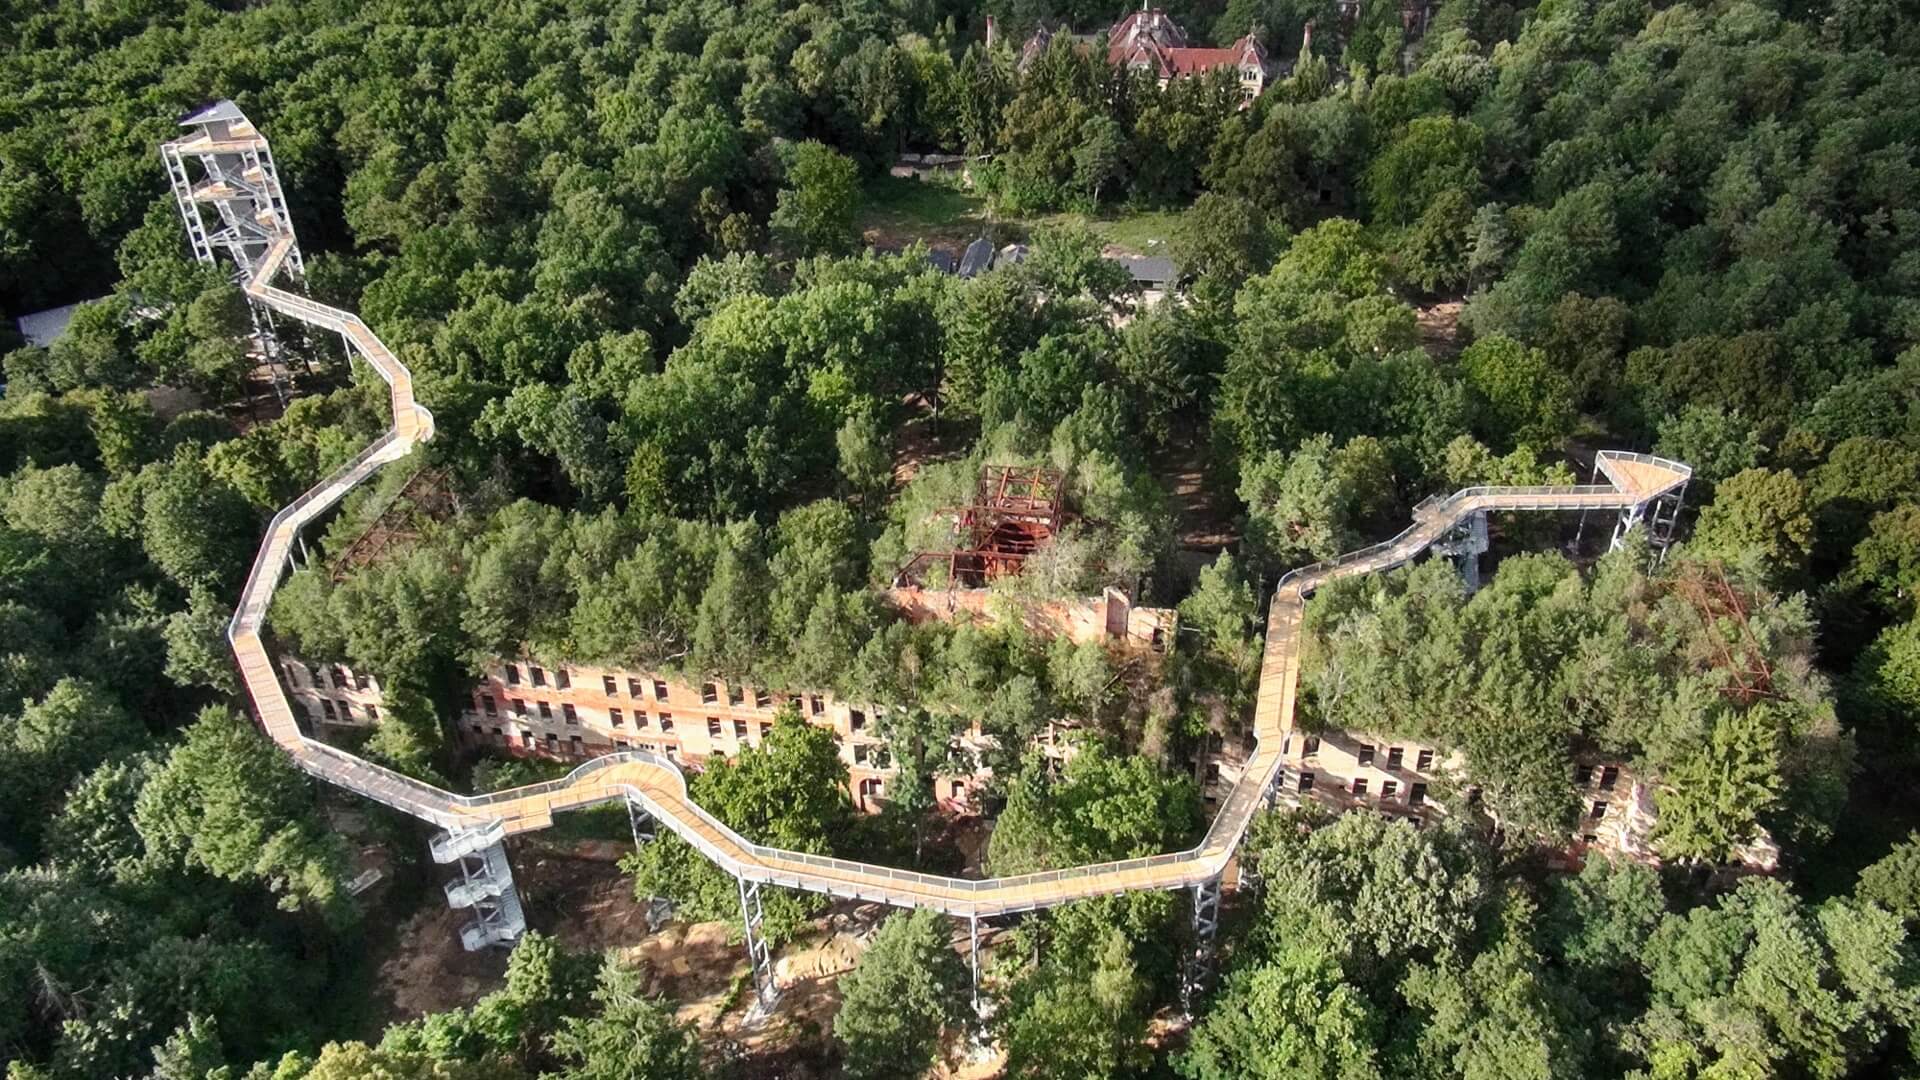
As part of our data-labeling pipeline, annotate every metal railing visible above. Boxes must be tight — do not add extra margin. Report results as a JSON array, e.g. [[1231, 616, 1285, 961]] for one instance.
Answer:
[[229, 433, 401, 633], [192, 104, 1696, 921]]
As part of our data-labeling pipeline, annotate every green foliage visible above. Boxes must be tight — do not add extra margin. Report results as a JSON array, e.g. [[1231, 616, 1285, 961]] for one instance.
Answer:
[[45, 755, 157, 885], [106, 445, 256, 592], [545, 956, 704, 1080], [1690, 468, 1815, 580], [1634, 880, 1920, 1078], [1397, 896, 1590, 1080], [1653, 706, 1785, 862], [1172, 192, 1281, 289], [1000, 926, 1152, 1079], [1214, 219, 1465, 488], [362, 682, 447, 783], [1179, 551, 1262, 692], [162, 587, 238, 695], [987, 743, 1201, 875], [626, 707, 849, 944], [1458, 334, 1576, 452], [5, 0, 1920, 1071], [134, 706, 350, 923], [834, 909, 969, 1079], [1364, 116, 1483, 227], [1239, 433, 1395, 568], [1114, 299, 1211, 446], [1178, 940, 1386, 1080], [772, 142, 861, 256], [1654, 406, 1765, 494], [1303, 551, 1839, 852], [1394, 186, 1475, 293], [0, 677, 143, 852], [1857, 832, 1920, 920]]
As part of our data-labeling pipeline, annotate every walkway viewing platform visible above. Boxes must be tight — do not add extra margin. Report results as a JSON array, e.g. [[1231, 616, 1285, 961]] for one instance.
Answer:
[[181, 102, 1693, 921]]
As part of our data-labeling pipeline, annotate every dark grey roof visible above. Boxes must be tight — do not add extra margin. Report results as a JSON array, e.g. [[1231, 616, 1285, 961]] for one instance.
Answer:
[[178, 99, 248, 127], [14, 302, 85, 347], [959, 237, 996, 278], [1114, 255, 1177, 285]]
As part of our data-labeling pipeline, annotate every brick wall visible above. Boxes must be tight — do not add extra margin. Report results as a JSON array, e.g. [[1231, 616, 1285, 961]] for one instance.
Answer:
[[885, 585, 1176, 654], [447, 660, 992, 814], [283, 658, 390, 731]]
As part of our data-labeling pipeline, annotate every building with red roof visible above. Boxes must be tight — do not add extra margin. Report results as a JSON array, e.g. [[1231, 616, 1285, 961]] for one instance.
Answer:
[[1020, 7, 1271, 100]]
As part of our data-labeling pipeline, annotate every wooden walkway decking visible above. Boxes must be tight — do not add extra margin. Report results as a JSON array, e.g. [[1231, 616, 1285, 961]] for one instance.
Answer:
[[195, 112, 1693, 918]]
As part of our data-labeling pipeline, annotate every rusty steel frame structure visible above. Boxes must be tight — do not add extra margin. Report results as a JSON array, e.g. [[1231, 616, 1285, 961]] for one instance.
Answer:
[[1669, 560, 1781, 706], [892, 464, 1067, 587]]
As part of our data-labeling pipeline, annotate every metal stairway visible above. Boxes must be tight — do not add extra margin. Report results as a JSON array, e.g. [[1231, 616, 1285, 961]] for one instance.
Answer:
[[432, 821, 525, 950]]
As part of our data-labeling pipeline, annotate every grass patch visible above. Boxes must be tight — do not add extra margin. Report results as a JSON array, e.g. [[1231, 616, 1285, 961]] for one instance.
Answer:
[[1011, 208, 1183, 252], [860, 175, 1184, 255], [1077, 208, 1183, 253], [859, 175, 990, 242]]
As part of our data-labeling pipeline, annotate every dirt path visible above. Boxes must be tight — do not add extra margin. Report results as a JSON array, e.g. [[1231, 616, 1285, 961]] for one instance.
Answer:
[[1151, 426, 1237, 555]]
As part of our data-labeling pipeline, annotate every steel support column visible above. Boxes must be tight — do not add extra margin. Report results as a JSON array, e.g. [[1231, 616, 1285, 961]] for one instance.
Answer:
[[969, 914, 984, 1016], [1609, 501, 1648, 552], [627, 800, 655, 849], [737, 877, 779, 1014], [1572, 459, 1603, 551], [1439, 509, 1488, 593], [627, 800, 672, 931], [1647, 481, 1688, 559], [1182, 876, 1222, 1013]]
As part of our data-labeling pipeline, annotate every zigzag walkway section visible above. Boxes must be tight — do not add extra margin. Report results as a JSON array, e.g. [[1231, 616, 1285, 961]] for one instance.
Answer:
[[167, 101, 1692, 1004]]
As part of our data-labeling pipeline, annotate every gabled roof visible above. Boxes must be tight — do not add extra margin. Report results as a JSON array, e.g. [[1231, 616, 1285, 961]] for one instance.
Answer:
[[1111, 8, 1188, 48], [178, 99, 248, 127], [959, 237, 996, 278], [1110, 32, 1266, 79], [1114, 255, 1177, 285], [1167, 40, 1264, 75]]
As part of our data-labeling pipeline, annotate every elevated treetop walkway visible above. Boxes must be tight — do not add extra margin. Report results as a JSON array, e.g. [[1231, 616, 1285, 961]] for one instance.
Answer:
[[175, 103, 1691, 923]]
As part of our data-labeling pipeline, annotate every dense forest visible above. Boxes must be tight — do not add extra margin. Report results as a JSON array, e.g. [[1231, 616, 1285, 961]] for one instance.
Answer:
[[5, 0, 1920, 1073]]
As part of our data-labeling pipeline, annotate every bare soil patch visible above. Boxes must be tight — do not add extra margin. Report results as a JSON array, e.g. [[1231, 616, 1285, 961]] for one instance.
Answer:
[[1417, 300, 1465, 361], [366, 841, 1013, 1076], [892, 394, 974, 488], [1151, 426, 1237, 555], [374, 901, 509, 1020]]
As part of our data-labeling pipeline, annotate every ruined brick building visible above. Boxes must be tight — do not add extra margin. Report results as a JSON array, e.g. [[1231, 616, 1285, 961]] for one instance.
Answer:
[[285, 465, 1181, 814]]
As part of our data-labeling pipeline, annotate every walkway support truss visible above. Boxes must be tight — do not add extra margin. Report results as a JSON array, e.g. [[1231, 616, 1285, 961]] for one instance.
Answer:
[[738, 878, 779, 1012], [1432, 509, 1489, 592], [1182, 876, 1222, 1011], [182, 103, 1693, 972]]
